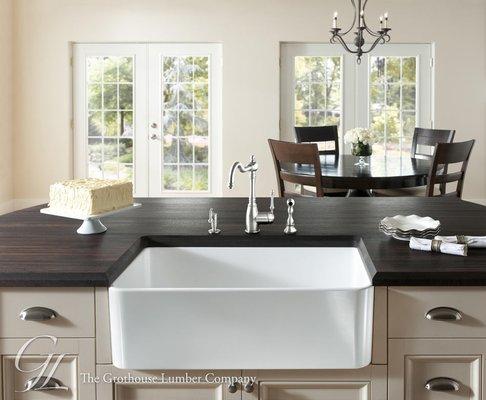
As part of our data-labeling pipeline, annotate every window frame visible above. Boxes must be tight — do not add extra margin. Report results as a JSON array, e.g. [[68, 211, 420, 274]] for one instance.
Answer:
[[280, 43, 434, 154]]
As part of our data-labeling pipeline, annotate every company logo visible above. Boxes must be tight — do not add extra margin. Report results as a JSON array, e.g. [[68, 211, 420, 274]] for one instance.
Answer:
[[15, 335, 68, 392]]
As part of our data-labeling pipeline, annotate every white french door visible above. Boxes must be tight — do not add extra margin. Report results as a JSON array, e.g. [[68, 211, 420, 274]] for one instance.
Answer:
[[74, 43, 222, 197], [280, 43, 433, 157], [148, 44, 222, 196]]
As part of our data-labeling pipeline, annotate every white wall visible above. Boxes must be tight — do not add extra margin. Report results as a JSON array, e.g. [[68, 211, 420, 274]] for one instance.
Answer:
[[0, 0, 13, 213], [11, 0, 486, 201]]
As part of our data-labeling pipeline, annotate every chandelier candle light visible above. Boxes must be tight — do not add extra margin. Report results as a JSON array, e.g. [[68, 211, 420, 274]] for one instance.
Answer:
[[330, 0, 391, 63]]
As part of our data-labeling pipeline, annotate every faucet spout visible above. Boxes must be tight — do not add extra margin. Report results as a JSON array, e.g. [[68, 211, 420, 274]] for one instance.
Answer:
[[227, 155, 258, 189], [226, 155, 274, 234], [228, 162, 243, 189]]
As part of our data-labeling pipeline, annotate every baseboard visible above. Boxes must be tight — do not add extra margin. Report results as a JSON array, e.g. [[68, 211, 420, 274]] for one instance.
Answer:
[[0, 200, 15, 215], [13, 198, 48, 211]]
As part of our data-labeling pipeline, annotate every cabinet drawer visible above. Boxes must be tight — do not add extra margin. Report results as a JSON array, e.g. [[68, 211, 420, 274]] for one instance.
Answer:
[[0, 288, 94, 338], [1, 338, 95, 399], [388, 287, 486, 338], [389, 339, 484, 400]]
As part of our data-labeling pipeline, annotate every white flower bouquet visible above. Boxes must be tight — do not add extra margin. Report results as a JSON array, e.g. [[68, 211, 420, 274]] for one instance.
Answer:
[[344, 127, 376, 157]]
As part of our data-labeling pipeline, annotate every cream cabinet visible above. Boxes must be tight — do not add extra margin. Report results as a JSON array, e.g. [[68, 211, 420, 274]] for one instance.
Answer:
[[1, 286, 486, 400], [96, 366, 242, 400], [0, 288, 95, 338], [0, 338, 95, 399], [388, 339, 484, 400], [242, 368, 387, 400], [0, 288, 96, 400], [388, 287, 486, 338]]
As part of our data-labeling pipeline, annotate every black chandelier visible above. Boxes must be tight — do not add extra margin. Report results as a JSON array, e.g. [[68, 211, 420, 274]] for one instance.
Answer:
[[329, 0, 391, 64]]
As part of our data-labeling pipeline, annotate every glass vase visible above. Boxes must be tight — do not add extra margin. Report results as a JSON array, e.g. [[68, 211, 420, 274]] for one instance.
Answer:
[[352, 142, 372, 167]]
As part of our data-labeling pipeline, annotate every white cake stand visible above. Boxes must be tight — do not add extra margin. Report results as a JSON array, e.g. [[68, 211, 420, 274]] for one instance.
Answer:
[[40, 203, 141, 235]]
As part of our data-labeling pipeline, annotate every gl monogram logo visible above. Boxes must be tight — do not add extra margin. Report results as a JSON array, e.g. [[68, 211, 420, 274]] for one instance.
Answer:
[[15, 335, 68, 392]]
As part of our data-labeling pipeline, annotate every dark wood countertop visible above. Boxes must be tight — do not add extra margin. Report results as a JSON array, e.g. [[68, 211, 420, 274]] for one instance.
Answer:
[[1, 197, 486, 287]]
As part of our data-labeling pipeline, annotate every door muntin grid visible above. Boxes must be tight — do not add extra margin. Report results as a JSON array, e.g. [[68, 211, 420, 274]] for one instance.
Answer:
[[161, 55, 210, 192], [86, 56, 134, 181]]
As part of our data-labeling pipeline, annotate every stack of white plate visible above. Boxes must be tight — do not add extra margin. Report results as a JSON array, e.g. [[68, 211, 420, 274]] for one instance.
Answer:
[[379, 215, 441, 241]]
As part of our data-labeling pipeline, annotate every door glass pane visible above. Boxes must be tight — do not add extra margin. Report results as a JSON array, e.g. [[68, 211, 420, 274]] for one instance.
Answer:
[[369, 56, 418, 157], [294, 56, 342, 151], [86, 55, 135, 181], [161, 55, 210, 192]]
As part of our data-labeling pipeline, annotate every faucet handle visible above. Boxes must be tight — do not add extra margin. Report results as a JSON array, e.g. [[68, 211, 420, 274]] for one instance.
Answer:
[[269, 190, 275, 213], [208, 208, 221, 235], [284, 198, 297, 235]]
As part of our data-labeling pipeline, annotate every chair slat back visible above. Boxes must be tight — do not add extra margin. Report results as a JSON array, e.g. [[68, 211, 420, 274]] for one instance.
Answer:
[[294, 126, 339, 155], [427, 140, 475, 198], [412, 128, 455, 159], [268, 139, 324, 197]]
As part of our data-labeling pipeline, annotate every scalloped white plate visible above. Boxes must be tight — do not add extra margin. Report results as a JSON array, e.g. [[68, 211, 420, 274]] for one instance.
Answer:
[[380, 215, 441, 233]]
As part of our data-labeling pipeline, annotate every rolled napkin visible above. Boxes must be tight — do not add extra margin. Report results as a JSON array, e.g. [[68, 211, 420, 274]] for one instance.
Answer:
[[410, 237, 468, 257], [435, 235, 486, 248]]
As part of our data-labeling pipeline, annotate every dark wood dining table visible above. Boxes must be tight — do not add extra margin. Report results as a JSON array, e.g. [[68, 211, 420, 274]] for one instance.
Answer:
[[287, 154, 432, 197]]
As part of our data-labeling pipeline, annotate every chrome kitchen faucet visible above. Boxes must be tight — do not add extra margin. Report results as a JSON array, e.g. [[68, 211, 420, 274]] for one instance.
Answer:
[[228, 155, 274, 234]]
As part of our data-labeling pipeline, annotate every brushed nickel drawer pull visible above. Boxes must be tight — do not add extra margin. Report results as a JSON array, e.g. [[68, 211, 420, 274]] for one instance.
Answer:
[[244, 380, 255, 393], [24, 377, 68, 391], [425, 377, 460, 392], [19, 306, 58, 321], [228, 382, 239, 393], [425, 307, 462, 321]]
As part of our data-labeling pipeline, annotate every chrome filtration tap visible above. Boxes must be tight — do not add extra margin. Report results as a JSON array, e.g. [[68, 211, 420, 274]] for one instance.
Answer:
[[228, 155, 275, 234]]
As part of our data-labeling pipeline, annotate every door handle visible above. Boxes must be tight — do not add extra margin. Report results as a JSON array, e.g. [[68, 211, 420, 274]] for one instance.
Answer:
[[150, 133, 159, 140], [19, 306, 58, 321], [425, 307, 462, 321], [24, 377, 68, 391], [424, 377, 460, 392]]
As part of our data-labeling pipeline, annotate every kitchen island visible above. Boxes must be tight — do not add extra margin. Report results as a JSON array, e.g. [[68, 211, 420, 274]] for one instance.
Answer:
[[2, 197, 486, 399]]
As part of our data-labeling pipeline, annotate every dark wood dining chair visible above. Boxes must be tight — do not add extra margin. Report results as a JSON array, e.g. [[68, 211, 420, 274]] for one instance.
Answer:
[[294, 125, 339, 155], [268, 139, 324, 197], [411, 127, 456, 159], [426, 140, 475, 198], [374, 127, 456, 197], [294, 125, 346, 196]]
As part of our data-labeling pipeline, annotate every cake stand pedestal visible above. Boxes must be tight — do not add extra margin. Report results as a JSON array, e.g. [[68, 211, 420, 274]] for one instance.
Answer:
[[40, 203, 141, 235], [76, 217, 108, 234]]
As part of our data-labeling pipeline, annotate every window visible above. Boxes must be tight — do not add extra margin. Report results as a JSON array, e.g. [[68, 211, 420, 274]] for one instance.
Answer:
[[74, 43, 222, 197], [160, 55, 210, 191], [281, 43, 433, 156], [294, 56, 342, 130], [85, 56, 134, 180]]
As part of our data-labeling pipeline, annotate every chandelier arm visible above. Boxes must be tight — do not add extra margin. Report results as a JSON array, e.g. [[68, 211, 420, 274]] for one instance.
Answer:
[[361, 35, 387, 54], [363, 22, 382, 37], [341, 0, 358, 35], [331, 34, 358, 54]]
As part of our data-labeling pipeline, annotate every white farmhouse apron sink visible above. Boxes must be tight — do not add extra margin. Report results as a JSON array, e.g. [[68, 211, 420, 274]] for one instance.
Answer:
[[109, 245, 374, 370]]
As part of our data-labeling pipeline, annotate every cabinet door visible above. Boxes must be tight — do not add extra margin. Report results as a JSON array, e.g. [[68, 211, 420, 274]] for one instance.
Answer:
[[0, 338, 95, 400], [97, 366, 243, 400], [242, 367, 386, 400], [389, 339, 485, 400]]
